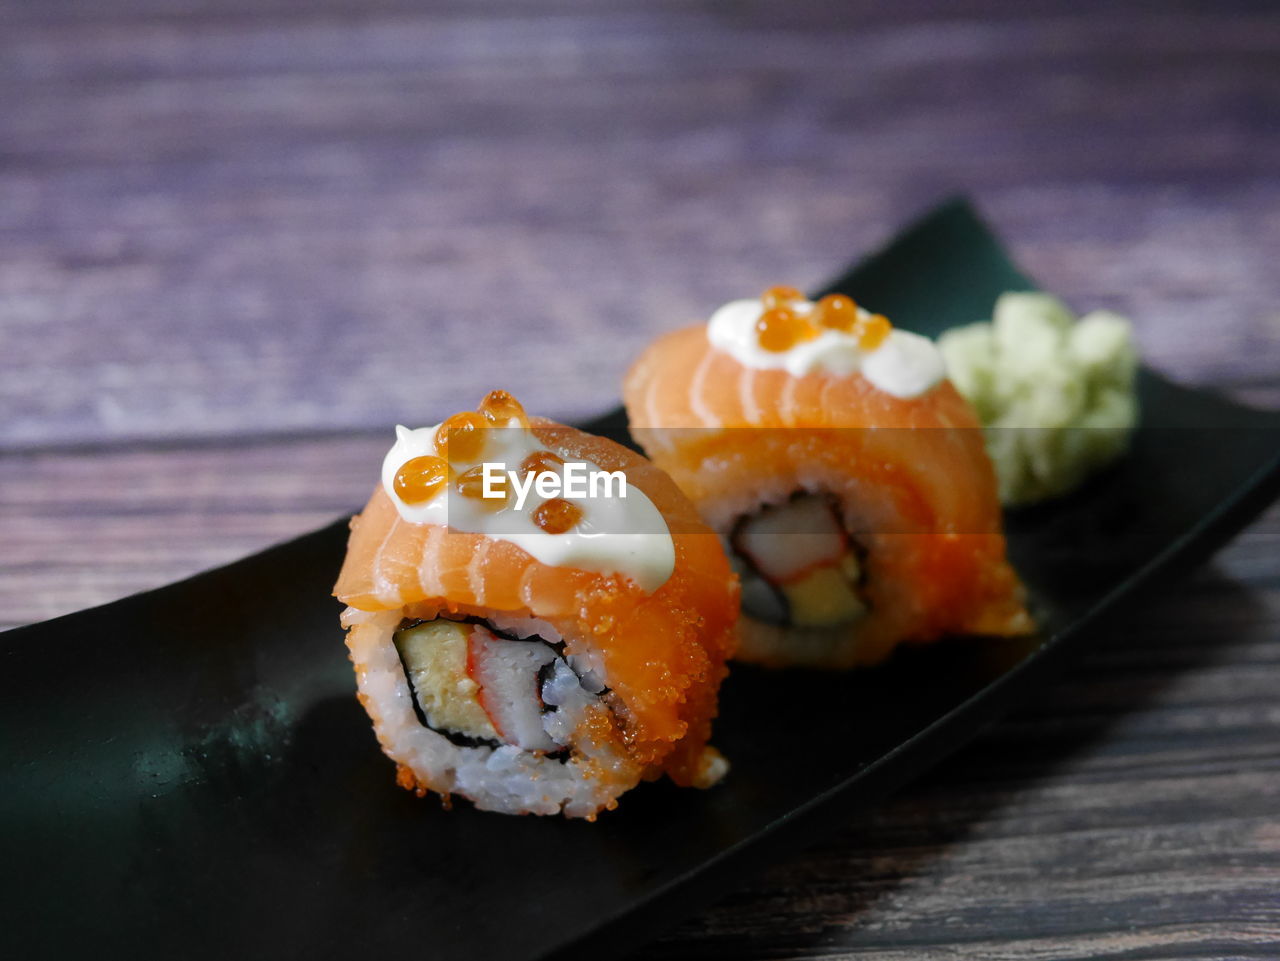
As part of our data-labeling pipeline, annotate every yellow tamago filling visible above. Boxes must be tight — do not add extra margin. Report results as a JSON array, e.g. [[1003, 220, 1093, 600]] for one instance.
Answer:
[[394, 620, 498, 741], [780, 553, 867, 628]]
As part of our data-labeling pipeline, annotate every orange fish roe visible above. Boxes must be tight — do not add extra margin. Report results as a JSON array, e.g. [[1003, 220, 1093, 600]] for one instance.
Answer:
[[479, 389, 529, 428], [394, 455, 448, 505], [532, 497, 583, 534], [752, 287, 895, 353], [856, 313, 892, 350], [813, 293, 859, 332], [455, 464, 507, 510], [520, 449, 565, 478], [756, 305, 815, 352], [436, 411, 488, 464], [335, 409, 740, 814], [761, 285, 804, 310]]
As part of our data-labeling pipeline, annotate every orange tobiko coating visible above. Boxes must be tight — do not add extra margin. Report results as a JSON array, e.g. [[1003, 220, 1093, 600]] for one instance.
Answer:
[[335, 412, 739, 780]]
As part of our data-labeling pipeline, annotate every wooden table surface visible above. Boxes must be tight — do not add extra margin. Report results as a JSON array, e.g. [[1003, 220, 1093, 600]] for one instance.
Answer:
[[3, 1, 1278, 958]]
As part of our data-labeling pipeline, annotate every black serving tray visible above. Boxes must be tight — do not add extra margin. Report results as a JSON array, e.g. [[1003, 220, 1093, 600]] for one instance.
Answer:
[[3, 200, 1277, 961]]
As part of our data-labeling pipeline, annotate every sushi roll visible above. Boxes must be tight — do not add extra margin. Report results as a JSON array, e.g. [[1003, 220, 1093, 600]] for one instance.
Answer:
[[334, 390, 738, 818], [623, 287, 1032, 668]]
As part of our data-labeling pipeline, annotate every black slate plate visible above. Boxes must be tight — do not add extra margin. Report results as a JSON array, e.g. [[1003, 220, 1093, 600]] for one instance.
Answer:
[[2, 200, 1277, 961]]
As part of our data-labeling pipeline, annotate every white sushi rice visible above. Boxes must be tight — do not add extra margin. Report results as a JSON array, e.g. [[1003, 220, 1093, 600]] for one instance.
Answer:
[[342, 607, 641, 818]]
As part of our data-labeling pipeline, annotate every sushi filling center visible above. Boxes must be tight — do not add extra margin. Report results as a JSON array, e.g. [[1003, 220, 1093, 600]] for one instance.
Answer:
[[730, 493, 868, 628], [392, 618, 604, 755]]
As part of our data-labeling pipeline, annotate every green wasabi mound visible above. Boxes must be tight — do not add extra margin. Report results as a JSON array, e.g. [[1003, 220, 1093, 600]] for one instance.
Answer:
[[938, 292, 1138, 507]]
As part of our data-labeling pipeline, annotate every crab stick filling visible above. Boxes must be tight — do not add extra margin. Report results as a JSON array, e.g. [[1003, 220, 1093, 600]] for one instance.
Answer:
[[730, 494, 868, 628], [392, 618, 606, 754]]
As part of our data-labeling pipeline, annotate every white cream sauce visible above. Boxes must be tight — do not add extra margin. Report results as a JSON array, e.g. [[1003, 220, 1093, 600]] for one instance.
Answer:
[[706, 296, 946, 398], [381, 419, 675, 593]]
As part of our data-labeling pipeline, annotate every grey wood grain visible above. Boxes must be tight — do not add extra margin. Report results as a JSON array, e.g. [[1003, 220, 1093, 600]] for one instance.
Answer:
[[643, 525, 1280, 960], [2, 1, 1278, 958], [1, 0, 1277, 446], [0, 434, 383, 629]]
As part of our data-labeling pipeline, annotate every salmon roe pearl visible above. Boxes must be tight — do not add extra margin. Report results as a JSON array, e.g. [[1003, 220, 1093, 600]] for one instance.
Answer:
[[479, 389, 529, 427], [394, 455, 448, 505], [455, 464, 507, 510], [756, 306, 814, 352], [761, 285, 804, 309], [436, 411, 488, 464], [520, 449, 564, 478], [856, 313, 892, 350], [814, 293, 858, 332], [532, 498, 583, 535]]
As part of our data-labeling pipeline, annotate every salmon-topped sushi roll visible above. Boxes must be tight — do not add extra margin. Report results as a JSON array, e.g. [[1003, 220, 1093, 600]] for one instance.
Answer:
[[623, 287, 1032, 669], [334, 391, 738, 818]]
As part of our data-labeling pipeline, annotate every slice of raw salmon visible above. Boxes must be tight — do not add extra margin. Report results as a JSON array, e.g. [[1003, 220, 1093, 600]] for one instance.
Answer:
[[335, 415, 738, 778], [624, 323, 1032, 668]]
